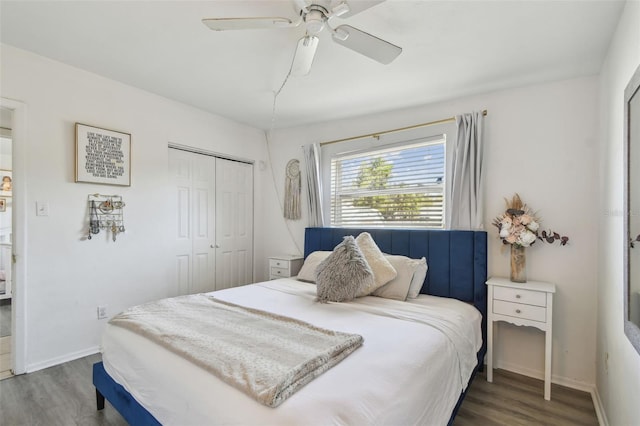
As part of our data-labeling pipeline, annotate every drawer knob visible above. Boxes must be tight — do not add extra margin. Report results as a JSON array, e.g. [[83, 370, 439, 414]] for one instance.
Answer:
[[516, 309, 522, 314], [515, 294, 521, 299]]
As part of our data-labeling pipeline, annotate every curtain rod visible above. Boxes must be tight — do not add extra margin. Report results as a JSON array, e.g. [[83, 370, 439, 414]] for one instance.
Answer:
[[320, 109, 487, 147]]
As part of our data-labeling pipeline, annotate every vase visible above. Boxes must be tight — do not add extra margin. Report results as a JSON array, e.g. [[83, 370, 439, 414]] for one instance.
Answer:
[[510, 244, 526, 283]]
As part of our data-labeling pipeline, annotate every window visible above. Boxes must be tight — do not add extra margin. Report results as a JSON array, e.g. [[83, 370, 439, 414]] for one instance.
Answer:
[[329, 136, 445, 228]]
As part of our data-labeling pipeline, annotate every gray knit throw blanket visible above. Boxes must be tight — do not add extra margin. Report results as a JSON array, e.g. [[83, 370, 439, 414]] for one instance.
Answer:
[[109, 294, 363, 407]]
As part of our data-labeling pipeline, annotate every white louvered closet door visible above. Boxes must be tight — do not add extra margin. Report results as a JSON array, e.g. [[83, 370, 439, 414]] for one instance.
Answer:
[[170, 149, 216, 296], [215, 158, 254, 290]]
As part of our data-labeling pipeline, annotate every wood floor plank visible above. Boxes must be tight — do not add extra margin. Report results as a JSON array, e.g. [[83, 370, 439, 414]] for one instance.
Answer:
[[0, 335, 11, 354], [0, 353, 127, 426], [0, 352, 10, 372], [454, 369, 599, 426], [0, 355, 599, 426]]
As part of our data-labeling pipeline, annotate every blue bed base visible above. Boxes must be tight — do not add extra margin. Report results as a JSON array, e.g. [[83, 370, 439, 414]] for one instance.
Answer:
[[93, 227, 487, 425], [93, 362, 160, 425]]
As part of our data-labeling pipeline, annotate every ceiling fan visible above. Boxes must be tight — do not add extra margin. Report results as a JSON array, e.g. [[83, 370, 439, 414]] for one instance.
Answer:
[[202, 0, 402, 76]]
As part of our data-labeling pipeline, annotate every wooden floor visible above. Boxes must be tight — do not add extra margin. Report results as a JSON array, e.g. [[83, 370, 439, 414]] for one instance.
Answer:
[[454, 369, 599, 426], [0, 354, 599, 426], [0, 353, 127, 426], [0, 336, 12, 380], [1, 299, 13, 380]]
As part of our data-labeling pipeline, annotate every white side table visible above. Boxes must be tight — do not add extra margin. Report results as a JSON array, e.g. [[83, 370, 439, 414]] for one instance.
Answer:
[[268, 255, 304, 280], [486, 277, 556, 400]]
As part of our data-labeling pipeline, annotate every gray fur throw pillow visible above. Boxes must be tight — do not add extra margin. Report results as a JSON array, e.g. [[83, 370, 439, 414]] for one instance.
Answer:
[[315, 236, 374, 303]]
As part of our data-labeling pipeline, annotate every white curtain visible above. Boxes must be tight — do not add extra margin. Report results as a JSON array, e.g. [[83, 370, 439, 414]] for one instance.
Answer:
[[303, 144, 324, 227], [448, 111, 485, 230]]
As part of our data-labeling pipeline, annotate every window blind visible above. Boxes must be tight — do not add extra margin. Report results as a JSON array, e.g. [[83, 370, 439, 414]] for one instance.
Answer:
[[330, 138, 445, 228]]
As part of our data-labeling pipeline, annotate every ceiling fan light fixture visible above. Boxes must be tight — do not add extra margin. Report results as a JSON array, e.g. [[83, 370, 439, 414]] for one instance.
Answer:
[[304, 9, 326, 34], [291, 35, 320, 76]]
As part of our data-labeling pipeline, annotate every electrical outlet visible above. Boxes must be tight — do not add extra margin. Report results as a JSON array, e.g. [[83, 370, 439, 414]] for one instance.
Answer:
[[97, 305, 108, 319]]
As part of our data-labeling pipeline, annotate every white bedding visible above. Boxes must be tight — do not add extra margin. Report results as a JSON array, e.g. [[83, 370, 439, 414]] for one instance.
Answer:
[[102, 279, 482, 426]]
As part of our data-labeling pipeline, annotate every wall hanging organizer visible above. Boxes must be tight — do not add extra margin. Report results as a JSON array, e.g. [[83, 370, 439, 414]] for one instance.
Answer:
[[86, 193, 126, 241]]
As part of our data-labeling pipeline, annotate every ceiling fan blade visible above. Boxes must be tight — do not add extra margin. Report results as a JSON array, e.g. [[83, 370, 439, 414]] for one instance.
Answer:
[[202, 17, 299, 31], [291, 35, 319, 76], [337, 0, 386, 18], [331, 25, 401, 64]]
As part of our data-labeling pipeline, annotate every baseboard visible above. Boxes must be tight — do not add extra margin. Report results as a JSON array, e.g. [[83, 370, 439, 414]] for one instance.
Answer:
[[26, 346, 100, 373], [590, 386, 609, 426], [493, 360, 594, 392]]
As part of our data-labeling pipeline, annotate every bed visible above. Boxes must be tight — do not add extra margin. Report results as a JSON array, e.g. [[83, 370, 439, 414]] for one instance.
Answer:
[[93, 227, 487, 425]]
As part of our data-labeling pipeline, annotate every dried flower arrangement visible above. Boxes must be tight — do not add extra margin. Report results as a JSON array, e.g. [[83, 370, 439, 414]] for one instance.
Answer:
[[492, 194, 569, 248]]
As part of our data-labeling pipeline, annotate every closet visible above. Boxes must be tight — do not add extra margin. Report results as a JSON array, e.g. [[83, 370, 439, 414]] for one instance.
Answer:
[[169, 148, 253, 295]]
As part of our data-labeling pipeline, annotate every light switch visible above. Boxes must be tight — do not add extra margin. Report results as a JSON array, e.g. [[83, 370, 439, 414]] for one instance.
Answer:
[[36, 201, 49, 216]]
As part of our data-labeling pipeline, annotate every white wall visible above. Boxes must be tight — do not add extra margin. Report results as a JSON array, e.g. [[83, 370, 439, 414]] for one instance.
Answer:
[[265, 76, 599, 389], [597, 2, 640, 425], [0, 44, 269, 371]]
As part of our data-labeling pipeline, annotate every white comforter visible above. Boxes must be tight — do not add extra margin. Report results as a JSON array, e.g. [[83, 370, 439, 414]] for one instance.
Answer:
[[102, 279, 482, 426]]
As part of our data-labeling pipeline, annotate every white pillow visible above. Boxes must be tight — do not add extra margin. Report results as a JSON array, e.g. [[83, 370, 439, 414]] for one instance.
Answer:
[[407, 258, 428, 298], [296, 251, 331, 283], [373, 255, 422, 301], [355, 232, 397, 296]]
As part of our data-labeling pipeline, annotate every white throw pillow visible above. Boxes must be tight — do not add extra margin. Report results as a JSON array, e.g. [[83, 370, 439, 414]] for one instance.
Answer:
[[296, 251, 331, 283], [354, 232, 397, 296], [373, 255, 423, 301], [407, 258, 428, 298]]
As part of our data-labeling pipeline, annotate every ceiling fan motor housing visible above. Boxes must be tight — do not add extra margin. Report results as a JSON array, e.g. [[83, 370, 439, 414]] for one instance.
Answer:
[[303, 5, 329, 35]]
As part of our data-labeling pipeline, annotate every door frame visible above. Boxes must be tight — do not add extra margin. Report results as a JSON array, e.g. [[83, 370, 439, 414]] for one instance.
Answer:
[[1, 97, 27, 375], [168, 142, 254, 165]]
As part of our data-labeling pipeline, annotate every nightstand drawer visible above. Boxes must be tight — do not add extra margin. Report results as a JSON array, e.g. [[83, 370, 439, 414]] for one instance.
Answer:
[[268, 256, 303, 280], [493, 300, 547, 322], [269, 259, 290, 269], [494, 286, 546, 307], [270, 267, 289, 278]]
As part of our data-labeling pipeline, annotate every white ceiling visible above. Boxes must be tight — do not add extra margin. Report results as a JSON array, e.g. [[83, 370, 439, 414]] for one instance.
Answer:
[[0, 0, 625, 130]]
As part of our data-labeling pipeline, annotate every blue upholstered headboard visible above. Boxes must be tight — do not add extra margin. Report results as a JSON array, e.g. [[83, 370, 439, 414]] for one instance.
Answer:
[[304, 227, 488, 363]]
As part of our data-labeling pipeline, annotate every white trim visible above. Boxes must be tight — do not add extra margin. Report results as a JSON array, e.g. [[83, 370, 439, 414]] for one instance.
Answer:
[[493, 360, 594, 392], [26, 346, 100, 373], [0, 97, 27, 375], [590, 386, 609, 426]]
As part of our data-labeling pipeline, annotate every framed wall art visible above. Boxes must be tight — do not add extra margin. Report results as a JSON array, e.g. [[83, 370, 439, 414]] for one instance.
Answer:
[[0, 170, 12, 197], [75, 123, 131, 186]]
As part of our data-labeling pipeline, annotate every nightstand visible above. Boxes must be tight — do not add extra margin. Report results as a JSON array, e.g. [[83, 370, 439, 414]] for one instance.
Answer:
[[268, 255, 304, 280], [486, 277, 556, 400]]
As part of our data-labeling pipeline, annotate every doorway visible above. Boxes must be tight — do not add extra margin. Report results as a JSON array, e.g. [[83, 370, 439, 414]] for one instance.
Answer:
[[0, 107, 13, 379], [169, 147, 254, 295]]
